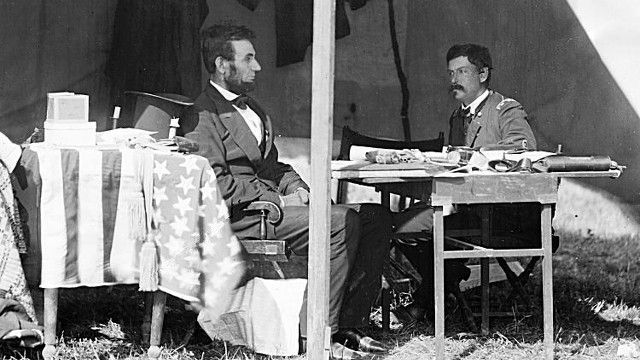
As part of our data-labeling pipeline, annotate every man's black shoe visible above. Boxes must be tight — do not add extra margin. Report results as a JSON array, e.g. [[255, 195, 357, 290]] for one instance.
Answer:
[[333, 329, 387, 353]]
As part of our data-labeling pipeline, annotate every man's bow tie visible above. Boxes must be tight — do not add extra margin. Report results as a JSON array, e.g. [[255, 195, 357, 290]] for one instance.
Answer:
[[232, 95, 250, 110], [459, 107, 471, 118]]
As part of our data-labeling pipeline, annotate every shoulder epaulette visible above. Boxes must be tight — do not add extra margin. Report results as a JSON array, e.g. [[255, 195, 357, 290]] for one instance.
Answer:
[[496, 97, 517, 111]]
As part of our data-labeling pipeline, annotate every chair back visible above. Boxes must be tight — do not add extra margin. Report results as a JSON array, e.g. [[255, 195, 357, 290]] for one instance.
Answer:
[[338, 126, 445, 160], [336, 126, 445, 206], [124, 91, 193, 139]]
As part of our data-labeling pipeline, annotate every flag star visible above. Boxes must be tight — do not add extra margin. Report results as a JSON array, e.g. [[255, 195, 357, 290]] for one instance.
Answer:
[[154, 186, 168, 205], [226, 236, 242, 256], [153, 208, 165, 224], [201, 237, 217, 257], [170, 216, 190, 237], [160, 269, 176, 282], [154, 160, 170, 181], [173, 196, 193, 217], [180, 155, 201, 175], [176, 175, 195, 195], [209, 272, 227, 290], [160, 258, 179, 281], [178, 268, 201, 287], [208, 221, 226, 236], [217, 257, 239, 275], [197, 205, 207, 218], [215, 202, 229, 219], [183, 253, 200, 266], [200, 181, 216, 201], [164, 235, 184, 256]]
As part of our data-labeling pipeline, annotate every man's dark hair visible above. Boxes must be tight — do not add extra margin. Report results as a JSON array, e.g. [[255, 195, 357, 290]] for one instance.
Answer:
[[201, 24, 256, 74], [446, 44, 493, 83]]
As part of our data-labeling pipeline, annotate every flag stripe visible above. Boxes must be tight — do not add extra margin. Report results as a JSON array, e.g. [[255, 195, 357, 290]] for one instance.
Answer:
[[110, 149, 144, 282], [101, 150, 121, 283], [61, 149, 80, 283], [77, 149, 104, 284], [34, 147, 67, 287]]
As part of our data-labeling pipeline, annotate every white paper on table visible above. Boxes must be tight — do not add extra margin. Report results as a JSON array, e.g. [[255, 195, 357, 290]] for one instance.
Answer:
[[349, 145, 447, 161]]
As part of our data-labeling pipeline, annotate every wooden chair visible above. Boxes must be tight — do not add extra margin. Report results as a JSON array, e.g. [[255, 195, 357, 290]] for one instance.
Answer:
[[335, 126, 446, 331]]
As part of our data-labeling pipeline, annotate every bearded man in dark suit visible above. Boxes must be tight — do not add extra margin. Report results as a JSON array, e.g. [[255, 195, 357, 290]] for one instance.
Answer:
[[181, 24, 390, 360]]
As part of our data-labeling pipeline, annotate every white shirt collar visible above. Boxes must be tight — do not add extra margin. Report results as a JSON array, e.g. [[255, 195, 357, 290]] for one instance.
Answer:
[[462, 89, 490, 115], [210, 80, 240, 101]]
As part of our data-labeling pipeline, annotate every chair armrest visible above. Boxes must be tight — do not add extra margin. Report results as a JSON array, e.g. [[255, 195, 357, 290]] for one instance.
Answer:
[[241, 201, 289, 262], [244, 201, 282, 223], [240, 239, 290, 262]]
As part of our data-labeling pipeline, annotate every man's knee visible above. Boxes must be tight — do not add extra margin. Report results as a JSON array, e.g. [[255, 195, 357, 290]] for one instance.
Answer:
[[393, 202, 434, 233], [358, 203, 392, 226], [330, 206, 361, 240]]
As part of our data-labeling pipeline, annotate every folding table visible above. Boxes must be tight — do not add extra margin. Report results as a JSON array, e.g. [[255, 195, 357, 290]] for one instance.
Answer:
[[331, 160, 621, 360]]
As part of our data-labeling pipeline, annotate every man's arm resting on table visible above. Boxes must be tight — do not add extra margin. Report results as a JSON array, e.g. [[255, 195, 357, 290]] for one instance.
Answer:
[[496, 101, 537, 150]]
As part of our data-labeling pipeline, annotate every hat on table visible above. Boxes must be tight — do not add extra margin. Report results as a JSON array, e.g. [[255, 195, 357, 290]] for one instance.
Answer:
[[124, 91, 194, 140]]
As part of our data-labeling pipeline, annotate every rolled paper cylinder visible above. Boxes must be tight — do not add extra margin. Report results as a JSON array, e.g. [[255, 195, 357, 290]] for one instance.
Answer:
[[533, 155, 612, 172]]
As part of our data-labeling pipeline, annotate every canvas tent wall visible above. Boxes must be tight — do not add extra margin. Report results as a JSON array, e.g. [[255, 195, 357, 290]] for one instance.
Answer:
[[1, 0, 639, 203]]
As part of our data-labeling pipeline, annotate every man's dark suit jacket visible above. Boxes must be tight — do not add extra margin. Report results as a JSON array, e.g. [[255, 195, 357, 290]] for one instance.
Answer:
[[181, 84, 309, 221]]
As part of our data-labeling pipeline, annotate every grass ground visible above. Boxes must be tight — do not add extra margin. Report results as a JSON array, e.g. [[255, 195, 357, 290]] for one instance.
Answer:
[[3, 180, 640, 359]]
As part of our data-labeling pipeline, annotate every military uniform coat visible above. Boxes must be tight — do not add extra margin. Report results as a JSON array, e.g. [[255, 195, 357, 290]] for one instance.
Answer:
[[449, 90, 537, 150]]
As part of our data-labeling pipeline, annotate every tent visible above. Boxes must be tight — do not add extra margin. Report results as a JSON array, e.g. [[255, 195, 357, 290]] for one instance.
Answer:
[[2, 0, 640, 358]]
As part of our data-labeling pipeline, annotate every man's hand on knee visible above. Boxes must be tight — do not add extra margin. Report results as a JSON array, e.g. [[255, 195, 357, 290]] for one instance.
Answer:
[[280, 188, 310, 207]]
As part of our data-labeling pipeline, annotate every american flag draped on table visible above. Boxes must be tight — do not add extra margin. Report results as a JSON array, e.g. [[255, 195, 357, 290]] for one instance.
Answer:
[[22, 144, 245, 314]]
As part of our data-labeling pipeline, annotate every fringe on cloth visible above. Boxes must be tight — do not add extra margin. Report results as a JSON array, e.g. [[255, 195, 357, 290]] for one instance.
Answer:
[[127, 194, 147, 243]]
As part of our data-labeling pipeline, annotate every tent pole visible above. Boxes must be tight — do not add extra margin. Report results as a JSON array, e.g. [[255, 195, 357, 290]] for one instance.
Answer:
[[308, 1, 335, 360]]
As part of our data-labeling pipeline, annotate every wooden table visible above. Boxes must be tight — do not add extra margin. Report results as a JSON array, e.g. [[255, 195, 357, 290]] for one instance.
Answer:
[[332, 160, 621, 360]]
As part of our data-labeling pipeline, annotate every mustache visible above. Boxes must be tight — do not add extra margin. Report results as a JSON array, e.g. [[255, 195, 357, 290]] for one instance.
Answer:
[[449, 84, 464, 92]]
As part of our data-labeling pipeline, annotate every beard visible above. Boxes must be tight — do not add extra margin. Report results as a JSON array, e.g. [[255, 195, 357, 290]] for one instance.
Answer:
[[226, 64, 256, 94]]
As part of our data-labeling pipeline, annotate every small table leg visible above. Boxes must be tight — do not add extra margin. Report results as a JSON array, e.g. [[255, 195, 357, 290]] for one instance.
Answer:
[[141, 292, 154, 344], [480, 205, 492, 335], [381, 274, 391, 332], [433, 206, 445, 359], [148, 291, 167, 359], [541, 204, 554, 359], [42, 288, 58, 360]]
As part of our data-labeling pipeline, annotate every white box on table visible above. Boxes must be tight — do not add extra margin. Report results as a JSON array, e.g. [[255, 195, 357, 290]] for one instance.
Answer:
[[46, 93, 89, 123], [44, 121, 96, 146]]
